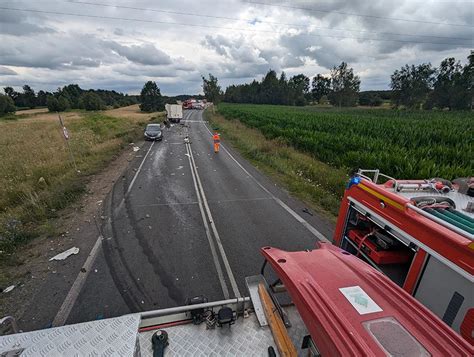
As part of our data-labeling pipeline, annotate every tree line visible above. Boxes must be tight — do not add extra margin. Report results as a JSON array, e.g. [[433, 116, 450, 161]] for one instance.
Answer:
[[391, 54, 472, 110], [223, 62, 360, 107], [0, 84, 138, 115], [220, 52, 472, 110]]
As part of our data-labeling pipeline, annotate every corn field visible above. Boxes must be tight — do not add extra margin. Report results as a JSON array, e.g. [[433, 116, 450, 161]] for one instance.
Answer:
[[218, 104, 473, 179]]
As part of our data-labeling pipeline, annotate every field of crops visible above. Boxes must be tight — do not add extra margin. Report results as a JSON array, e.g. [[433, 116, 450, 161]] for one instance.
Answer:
[[217, 104, 473, 179]]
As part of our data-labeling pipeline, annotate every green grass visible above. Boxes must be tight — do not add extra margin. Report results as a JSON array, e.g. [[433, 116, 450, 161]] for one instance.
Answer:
[[208, 104, 473, 219], [217, 103, 473, 179], [0, 111, 154, 256]]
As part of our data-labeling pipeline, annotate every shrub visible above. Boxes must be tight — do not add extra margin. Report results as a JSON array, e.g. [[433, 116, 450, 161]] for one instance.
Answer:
[[81, 92, 105, 111], [0, 94, 16, 116]]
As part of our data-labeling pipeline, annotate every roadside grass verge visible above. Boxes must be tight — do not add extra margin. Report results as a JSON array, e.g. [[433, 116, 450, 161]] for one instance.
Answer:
[[0, 109, 162, 262], [204, 109, 347, 219]]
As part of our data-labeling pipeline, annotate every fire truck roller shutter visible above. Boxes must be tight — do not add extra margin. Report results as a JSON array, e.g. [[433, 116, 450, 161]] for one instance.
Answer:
[[414, 255, 473, 335]]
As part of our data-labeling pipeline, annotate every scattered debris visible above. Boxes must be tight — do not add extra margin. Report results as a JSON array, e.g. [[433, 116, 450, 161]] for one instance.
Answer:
[[38, 177, 47, 186], [185, 153, 190, 157], [302, 208, 314, 216], [49, 247, 80, 261], [177, 166, 184, 170], [94, 269, 98, 273], [145, 214, 150, 218], [81, 268, 87, 273], [3, 285, 15, 293], [133, 146, 140, 152]]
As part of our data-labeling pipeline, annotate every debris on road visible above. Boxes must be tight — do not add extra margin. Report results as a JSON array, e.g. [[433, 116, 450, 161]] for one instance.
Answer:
[[133, 146, 140, 152], [49, 247, 80, 261], [302, 208, 314, 216], [3, 285, 15, 293], [177, 166, 183, 170]]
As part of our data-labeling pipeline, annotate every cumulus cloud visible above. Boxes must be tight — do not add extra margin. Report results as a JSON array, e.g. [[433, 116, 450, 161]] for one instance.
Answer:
[[0, 66, 17, 76], [107, 42, 172, 66], [0, 0, 472, 94]]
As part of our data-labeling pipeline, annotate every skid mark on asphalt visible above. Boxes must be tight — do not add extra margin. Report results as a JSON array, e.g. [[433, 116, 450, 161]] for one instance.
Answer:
[[122, 187, 184, 305]]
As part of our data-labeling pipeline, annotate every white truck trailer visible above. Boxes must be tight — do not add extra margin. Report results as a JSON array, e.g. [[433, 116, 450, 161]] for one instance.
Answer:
[[165, 103, 183, 123]]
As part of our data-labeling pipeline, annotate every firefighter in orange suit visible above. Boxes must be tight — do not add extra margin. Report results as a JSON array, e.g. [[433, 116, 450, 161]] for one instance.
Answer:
[[213, 131, 220, 153]]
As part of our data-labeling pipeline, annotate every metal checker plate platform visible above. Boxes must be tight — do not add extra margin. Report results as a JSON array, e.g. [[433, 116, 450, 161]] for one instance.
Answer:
[[0, 314, 140, 357], [139, 306, 308, 356]]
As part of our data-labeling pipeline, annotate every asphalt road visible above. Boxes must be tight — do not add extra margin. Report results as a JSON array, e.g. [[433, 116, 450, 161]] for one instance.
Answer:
[[64, 109, 335, 324]]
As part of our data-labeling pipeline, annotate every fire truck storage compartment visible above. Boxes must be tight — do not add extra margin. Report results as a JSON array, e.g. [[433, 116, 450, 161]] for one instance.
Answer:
[[341, 206, 416, 287]]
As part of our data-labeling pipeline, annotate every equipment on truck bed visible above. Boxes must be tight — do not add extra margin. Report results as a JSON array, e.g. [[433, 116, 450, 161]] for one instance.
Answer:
[[334, 169, 474, 343], [1, 240, 473, 355]]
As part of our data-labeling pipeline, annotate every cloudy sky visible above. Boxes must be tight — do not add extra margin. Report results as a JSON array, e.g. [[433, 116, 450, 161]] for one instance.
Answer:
[[0, 0, 472, 95]]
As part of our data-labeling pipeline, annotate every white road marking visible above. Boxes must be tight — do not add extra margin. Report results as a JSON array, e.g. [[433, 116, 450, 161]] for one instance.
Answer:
[[209, 197, 273, 204], [126, 141, 155, 195], [114, 141, 155, 215], [188, 141, 242, 298], [52, 234, 103, 326], [135, 201, 199, 208], [185, 142, 230, 299], [201, 118, 330, 243], [54, 141, 157, 326]]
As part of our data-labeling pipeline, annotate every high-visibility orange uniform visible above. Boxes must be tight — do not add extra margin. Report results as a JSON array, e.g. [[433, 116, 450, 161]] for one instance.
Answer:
[[213, 133, 220, 153]]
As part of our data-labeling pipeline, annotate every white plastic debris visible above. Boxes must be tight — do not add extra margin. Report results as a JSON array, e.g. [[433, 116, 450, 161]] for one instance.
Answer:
[[3, 285, 15, 293], [133, 146, 140, 152], [177, 166, 183, 170], [49, 247, 80, 261]]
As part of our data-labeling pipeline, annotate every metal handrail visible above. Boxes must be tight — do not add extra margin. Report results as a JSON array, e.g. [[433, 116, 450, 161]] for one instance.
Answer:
[[406, 203, 474, 241], [140, 297, 251, 319]]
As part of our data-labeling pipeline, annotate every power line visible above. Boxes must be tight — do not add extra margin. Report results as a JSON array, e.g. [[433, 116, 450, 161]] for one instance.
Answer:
[[244, 1, 474, 28], [0, 6, 472, 47], [67, 0, 472, 42]]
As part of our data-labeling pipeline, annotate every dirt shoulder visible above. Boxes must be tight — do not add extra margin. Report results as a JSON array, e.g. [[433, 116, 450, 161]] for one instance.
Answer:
[[0, 140, 147, 329], [0, 105, 163, 330]]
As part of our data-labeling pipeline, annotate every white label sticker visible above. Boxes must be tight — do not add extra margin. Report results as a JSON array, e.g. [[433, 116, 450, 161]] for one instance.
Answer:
[[339, 286, 383, 315]]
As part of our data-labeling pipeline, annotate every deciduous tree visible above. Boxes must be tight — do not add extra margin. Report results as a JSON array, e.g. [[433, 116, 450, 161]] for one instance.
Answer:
[[328, 62, 360, 107], [311, 75, 331, 103], [139, 81, 164, 112], [202, 73, 223, 104], [390, 63, 435, 109]]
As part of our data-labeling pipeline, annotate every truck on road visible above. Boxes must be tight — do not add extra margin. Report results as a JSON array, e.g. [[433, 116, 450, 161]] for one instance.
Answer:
[[165, 103, 183, 123]]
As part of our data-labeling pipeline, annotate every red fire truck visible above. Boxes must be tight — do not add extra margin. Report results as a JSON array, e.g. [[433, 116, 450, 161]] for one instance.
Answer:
[[1, 170, 472, 355], [1, 243, 472, 355], [333, 169, 473, 344]]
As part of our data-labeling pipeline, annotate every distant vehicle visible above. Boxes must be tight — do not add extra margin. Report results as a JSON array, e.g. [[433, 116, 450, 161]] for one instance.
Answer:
[[144, 123, 162, 141], [165, 104, 183, 123], [182, 99, 205, 110], [190, 100, 204, 110]]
